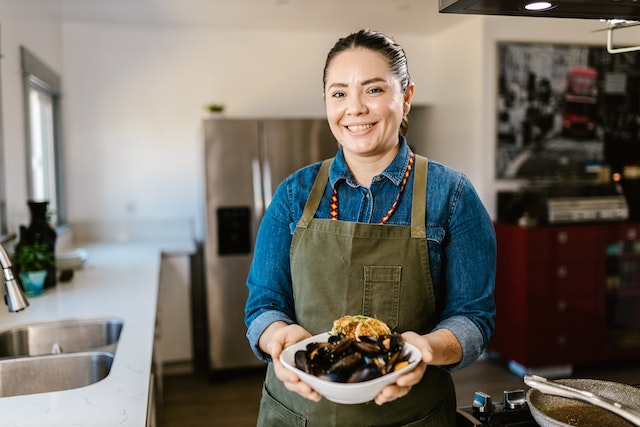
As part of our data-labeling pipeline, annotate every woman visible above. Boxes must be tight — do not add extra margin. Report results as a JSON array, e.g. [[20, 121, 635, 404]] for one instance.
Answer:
[[245, 29, 496, 426]]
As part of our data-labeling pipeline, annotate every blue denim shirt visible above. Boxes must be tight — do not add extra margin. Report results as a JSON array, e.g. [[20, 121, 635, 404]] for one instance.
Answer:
[[245, 137, 496, 372]]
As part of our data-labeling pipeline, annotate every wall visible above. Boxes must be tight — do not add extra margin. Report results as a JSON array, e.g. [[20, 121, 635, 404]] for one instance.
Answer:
[[0, 0, 63, 233], [61, 24, 432, 238], [421, 15, 640, 218], [482, 16, 640, 217], [4, 10, 640, 237], [424, 18, 486, 196]]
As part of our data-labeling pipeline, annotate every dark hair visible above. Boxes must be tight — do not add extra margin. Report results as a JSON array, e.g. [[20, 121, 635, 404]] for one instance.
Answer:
[[323, 29, 411, 135]]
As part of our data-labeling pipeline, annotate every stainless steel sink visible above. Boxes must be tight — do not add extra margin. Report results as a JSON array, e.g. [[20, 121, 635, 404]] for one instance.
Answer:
[[0, 351, 114, 397], [0, 317, 123, 358]]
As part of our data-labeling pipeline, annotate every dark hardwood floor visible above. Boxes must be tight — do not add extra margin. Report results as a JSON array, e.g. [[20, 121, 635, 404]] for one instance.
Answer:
[[159, 357, 640, 427], [159, 367, 266, 427]]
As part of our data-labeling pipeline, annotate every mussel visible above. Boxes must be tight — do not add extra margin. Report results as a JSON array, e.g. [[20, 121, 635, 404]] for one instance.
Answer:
[[293, 332, 411, 383], [347, 363, 384, 383]]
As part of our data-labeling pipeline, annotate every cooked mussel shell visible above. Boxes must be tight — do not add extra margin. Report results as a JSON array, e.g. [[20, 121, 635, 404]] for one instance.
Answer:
[[348, 363, 384, 383], [294, 350, 312, 374], [328, 333, 346, 344], [358, 335, 379, 345], [393, 360, 410, 372], [329, 335, 353, 356], [386, 349, 401, 368], [326, 352, 363, 375], [380, 333, 403, 353], [306, 342, 333, 364], [317, 352, 364, 383], [293, 332, 409, 383], [352, 339, 381, 355]]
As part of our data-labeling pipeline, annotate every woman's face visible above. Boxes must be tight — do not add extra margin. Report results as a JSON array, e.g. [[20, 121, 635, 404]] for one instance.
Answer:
[[324, 47, 414, 160]]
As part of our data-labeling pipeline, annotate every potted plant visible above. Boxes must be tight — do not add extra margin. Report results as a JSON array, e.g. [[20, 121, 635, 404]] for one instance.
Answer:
[[13, 241, 54, 296], [205, 103, 225, 118], [206, 103, 225, 113]]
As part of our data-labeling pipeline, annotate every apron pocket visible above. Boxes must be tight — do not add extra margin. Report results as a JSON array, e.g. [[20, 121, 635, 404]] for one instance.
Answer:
[[257, 383, 307, 427], [363, 265, 401, 330]]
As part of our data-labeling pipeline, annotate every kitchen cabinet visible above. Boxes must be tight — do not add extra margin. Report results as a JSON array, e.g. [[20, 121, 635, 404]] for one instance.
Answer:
[[156, 253, 193, 373], [490, 221, 640, 372], [146, 371, 157, 427]]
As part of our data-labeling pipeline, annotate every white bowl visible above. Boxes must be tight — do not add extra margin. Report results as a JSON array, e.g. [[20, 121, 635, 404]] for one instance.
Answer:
[[279, 332, 421, 404], [55, 249, 88, 270]]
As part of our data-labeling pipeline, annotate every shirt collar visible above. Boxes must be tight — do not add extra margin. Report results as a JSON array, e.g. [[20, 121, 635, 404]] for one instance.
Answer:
[[328, 135, 412, 189]]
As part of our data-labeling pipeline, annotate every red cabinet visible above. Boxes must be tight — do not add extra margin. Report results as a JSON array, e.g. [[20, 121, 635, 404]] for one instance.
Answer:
[[491, 222, 640, 370]]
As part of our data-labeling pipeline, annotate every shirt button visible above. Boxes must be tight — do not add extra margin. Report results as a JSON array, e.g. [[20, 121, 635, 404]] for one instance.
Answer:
[[365, 194, 370, 199], [375, 176, 382, 182]]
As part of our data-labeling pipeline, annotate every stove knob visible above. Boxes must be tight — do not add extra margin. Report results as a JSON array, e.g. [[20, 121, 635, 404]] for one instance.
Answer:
[[472, 391, 494, 413], [503, 389, 527, 410]]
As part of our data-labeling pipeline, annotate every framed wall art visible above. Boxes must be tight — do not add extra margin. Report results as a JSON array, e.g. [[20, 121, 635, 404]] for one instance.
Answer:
[[496, 41, 640, 180]]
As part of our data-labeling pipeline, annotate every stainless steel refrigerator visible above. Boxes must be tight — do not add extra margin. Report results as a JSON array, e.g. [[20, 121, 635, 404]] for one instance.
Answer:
[[202, 118, 338, 370]]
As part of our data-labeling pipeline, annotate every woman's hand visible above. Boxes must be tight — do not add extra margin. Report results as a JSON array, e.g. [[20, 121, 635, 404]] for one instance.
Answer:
[[260, 322, 321, 402], [374, 329, 462, 405]]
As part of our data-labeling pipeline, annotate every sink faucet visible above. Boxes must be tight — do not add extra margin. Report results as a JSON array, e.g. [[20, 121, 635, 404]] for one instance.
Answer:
[[0, 244, 29, 312]]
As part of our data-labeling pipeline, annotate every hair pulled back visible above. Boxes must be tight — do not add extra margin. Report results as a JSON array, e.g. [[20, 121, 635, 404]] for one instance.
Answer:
[[323, 29, 411, 136]]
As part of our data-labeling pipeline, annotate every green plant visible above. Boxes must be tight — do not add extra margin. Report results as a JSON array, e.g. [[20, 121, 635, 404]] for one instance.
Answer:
[[13, 241, 54, 272], [206, 103, 225, 113]]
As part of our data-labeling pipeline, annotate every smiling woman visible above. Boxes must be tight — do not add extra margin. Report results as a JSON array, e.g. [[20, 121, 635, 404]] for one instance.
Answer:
[[245, 28, 496, 427]]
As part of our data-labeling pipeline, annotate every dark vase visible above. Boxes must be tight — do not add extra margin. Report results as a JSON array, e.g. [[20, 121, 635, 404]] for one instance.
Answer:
[[15, 200, 57, 288]]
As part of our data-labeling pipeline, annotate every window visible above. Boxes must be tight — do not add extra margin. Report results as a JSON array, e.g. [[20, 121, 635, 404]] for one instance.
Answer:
[[21, 46, 65, 226], [0, 26, 7, 237]]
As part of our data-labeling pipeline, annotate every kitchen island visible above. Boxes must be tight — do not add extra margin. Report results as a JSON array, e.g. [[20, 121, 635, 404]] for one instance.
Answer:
[[0, 237, 194, 427]]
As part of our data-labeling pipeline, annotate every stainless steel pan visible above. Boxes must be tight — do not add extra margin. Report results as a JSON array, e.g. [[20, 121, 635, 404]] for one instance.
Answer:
[[525, 378, 640, 426]]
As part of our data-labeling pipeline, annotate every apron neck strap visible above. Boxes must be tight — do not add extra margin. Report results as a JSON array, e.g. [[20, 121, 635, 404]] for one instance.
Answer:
[[297, 159, 332, 229], [297, 155, 429, 236], [411, 155, 428, 238]]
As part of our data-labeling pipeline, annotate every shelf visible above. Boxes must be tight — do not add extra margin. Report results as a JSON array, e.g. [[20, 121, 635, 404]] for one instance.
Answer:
[[607, 252, 640, 259], [607, 288, 640, 297], [607, 329, 640, 350]]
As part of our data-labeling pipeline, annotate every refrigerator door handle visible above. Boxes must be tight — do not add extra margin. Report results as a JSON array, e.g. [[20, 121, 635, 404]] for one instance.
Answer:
[[262, 159, 273, 210], [251, 158, 264, 221]]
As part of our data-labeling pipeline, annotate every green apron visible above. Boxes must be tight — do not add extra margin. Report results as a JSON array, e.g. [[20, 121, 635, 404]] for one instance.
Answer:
[[257, 155, 456, 427]]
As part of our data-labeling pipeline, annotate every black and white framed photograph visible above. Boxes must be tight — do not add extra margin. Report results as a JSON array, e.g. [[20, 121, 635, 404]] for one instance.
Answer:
[[496, 42, 640, 180]]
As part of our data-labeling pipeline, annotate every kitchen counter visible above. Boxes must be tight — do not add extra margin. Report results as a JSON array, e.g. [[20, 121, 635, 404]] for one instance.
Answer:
[[0, 238, 195, 427]]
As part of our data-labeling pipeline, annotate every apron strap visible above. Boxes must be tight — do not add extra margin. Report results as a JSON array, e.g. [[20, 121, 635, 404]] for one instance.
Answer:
[[411, 155, 428, 238], [297, 159, 332, 229], [298, 155, 428, 235]]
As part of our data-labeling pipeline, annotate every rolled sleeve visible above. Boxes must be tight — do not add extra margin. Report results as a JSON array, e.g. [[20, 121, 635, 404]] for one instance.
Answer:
[[434, 316, 485, 372], [425, 166, 496, 372], [246, 310, 295, 362]]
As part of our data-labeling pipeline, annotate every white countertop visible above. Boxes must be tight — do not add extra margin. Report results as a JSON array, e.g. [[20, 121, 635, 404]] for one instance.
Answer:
[[0, 239, 194, 427]]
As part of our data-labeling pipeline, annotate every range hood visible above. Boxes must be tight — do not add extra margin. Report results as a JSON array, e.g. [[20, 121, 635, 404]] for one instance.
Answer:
[[439, 0, 640, 21]]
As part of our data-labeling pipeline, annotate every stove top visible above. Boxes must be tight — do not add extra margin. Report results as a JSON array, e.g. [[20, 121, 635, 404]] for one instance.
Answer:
[[456, 389, 539, 426], [456, 383, 640, 426]]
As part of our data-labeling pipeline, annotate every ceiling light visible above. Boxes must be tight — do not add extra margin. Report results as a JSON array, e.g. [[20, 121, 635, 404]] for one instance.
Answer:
[[523, 1, 557, 12], [440, 0, 640, 21]]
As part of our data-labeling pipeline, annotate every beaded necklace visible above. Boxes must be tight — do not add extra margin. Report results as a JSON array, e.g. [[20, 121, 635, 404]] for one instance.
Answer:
[[330, 151, 415, 224]]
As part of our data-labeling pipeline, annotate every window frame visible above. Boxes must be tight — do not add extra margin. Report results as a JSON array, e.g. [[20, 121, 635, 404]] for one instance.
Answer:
[[0, 25, 7, 237], [21, 46, 66, 227]]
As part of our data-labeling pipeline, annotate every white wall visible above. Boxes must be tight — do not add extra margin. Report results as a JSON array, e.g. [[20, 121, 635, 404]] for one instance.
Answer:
[[0, 0, 63, 232], [61, 24, 433, 238], [424, 17, 487, 193], [4, 9, 640, 237]]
